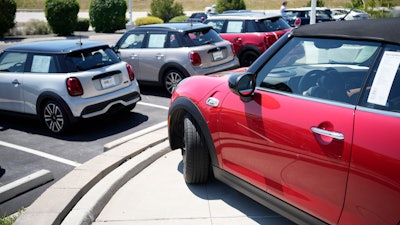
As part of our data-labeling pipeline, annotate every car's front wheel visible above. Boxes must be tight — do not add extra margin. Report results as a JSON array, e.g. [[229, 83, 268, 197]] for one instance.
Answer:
[[42, 100, 70, 134], [183, 115, 210, 184], [164, 69, 184, 94]]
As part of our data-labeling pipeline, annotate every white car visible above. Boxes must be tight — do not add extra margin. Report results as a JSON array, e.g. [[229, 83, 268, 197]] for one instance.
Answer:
[[0, 40, 141, 133], [331, 8, 370, 20]]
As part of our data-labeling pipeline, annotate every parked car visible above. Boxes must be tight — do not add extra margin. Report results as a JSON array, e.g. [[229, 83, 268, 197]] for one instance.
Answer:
[[0, 40, 141, 133], [284, 7, 335, 27], [168, 18, 400, 225], [331, 8, 370, 20], [113, 23, 239, 94], [186, 12, 208, 23], [204, 13, 291, 66]]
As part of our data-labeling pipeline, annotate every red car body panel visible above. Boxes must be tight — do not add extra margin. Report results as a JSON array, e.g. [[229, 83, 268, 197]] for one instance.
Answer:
[[220, 30, 290, 56]]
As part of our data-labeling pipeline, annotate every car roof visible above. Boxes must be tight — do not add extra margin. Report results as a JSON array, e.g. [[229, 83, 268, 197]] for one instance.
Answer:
[[207, 12, 282, 20], [4, 40, 108, 53], [293, 18, 400, 45], [129, 23, 213, 32]]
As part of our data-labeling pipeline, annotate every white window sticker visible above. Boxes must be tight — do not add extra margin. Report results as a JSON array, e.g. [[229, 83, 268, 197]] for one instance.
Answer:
[[367, 51, 400, 106], [32, 55, 51, 73]]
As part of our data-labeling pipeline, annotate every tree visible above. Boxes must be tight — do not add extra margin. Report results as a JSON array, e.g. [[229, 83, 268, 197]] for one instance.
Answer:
[[90, 0, 127, 33], [45, 0, 79, 36], [0, 0, 17, 38], [215, 0, 246, 13], [149, 0, 184, 23], [305, 0, 325, 7]]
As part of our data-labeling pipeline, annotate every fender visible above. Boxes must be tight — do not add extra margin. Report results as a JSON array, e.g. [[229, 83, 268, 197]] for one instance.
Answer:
[[159, 62, 191, 84], [36, 91, 78, 123], [237, 44, 262, 59], [168, 96, 219, 168]]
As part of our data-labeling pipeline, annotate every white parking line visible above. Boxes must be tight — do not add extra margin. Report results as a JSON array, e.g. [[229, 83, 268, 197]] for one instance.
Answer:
[[138, 102, 169, 110], [0, 141, 81, 167]]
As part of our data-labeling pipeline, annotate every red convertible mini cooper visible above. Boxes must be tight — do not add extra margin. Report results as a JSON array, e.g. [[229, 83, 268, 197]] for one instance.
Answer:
[[168, 18, 400, 225]]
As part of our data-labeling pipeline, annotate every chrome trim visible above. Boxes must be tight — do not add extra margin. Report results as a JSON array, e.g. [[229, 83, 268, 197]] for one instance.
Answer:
[[311, 127, 345, 140]]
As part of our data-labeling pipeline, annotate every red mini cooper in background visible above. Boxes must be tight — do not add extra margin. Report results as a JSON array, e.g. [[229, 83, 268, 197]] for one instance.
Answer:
[[168, 18, 400, 225]]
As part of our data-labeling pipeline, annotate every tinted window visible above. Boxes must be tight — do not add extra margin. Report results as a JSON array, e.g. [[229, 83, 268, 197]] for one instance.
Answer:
[[0, 52, 28, 72], [65, 47, 120, 72], [30, 55, 58, 73], [256, 37, 380, 104], [258, 18, 291, 32], [204, 20, 224, 33], [184, 28, 223, 46]]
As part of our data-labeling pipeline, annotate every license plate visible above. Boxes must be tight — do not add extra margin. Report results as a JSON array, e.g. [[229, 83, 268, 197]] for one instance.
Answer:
[[212, 51, 223, 60], [100, 76, 116, 89]]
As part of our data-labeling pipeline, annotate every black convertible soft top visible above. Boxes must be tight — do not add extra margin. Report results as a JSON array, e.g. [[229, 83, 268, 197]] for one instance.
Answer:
[[293, 18, 400, 45]]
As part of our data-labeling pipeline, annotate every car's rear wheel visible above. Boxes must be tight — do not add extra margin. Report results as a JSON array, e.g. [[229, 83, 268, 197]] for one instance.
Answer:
[[239, 51, 259, 67], [164, 69, 184, 94], [183, 114, 210, 184], [42, 100, 69, 134]]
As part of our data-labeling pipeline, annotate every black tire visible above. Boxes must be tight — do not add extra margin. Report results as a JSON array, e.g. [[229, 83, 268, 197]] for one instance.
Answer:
[[164, 69, 184, 94], [183, 115, 210, 184], [42, 100, 70, 134], [239, 51, 259, 67]]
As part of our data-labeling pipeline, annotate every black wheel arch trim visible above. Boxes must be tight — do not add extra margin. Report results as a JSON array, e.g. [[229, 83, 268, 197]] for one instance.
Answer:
[[237, 45, 262, 59], [159, 62, 191, 83], [168, 96, 219, 167], [36, 91, 77, 123]]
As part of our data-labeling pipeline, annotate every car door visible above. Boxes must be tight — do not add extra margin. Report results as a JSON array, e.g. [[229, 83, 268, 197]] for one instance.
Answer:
[[138, 31, 167, 83], [339, 45, 400, 225], [217, 37, 380, 224], [116, 31, 145, 80], [0, 51, 28, 112]]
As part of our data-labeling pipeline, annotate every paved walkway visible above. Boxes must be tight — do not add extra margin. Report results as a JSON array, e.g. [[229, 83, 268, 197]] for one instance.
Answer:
[[93, 150, 295, 225]]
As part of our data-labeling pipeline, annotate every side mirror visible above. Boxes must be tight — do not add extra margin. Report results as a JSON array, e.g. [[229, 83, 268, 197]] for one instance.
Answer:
[[228, 72, 256, 102]]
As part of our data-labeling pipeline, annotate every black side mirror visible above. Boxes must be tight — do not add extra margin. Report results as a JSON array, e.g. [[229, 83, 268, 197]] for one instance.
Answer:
[[228, 72, 256, 102]]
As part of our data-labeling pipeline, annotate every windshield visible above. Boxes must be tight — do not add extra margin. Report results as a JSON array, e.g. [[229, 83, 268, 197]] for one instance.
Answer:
[[65, 47, 120, 72]]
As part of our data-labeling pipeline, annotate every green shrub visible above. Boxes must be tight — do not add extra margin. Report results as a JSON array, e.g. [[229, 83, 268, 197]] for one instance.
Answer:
[[170, 15, 188, 22], [45, 0, 79, 36], [76, 18, 90, 31], [149, 0, 184, 22], [134, 16, 163, 26], [89, 0, 127, 33], [215, 0, 246, 13], [0, 0, 17, 38]]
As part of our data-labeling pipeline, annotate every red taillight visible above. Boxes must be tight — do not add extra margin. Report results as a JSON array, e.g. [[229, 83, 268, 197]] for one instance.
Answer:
[[190, 51, 201, 66], [126, 63, 135, 81], [66, 77, 83, 96], [294, 18, 301, 28]]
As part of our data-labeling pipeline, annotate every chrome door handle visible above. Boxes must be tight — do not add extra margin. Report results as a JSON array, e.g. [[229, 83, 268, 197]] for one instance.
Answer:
[[311, 127, 344, 140], [12, 79, 21, 86]]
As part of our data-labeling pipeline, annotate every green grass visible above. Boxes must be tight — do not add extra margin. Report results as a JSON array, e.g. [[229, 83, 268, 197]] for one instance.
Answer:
[[0, 209, 25, 225], [16, 0, 399, 11]]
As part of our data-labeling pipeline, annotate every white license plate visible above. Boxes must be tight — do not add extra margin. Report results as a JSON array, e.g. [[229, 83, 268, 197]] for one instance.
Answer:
[[212, 51, 223, 60], [100, 76, 116, 89]]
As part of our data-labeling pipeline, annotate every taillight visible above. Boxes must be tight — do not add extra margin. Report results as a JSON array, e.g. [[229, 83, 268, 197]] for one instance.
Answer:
[[294, 18, 301, 28], [126, 63, 135, 81], [190, 51, 201, 66], [66, 77, 83, 96]]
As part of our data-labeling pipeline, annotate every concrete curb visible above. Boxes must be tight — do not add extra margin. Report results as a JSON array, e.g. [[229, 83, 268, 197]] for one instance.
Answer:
[[14, 124, 169, 225]]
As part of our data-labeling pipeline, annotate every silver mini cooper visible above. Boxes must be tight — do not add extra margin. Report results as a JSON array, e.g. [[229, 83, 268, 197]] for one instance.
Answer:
[[0, 40, 141, 133]]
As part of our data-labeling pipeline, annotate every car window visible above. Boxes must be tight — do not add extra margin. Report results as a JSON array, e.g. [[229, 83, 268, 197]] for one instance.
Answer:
[[30, 55, 57, 73], [256, 37, 380, 104], [360, 44, 400, 113], [0, 52, 28, 72], [204, 20, 224, 33], [119, 32, 145, 49], [184, 28, 223, 46], [260, 18, 291, 32], [316, 10, 331, 19], [168, 33, 180, 48], [147, 33, 167, 48], [226, 21, 243, 33], [65, 47, 120, 72]]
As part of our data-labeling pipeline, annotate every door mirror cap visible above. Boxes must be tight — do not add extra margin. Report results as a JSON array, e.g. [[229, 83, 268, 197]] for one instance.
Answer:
[[228, 72, 256, 102]]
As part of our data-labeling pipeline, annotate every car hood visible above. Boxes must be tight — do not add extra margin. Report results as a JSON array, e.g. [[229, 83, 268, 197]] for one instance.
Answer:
[[171, 67, 248, 103]]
